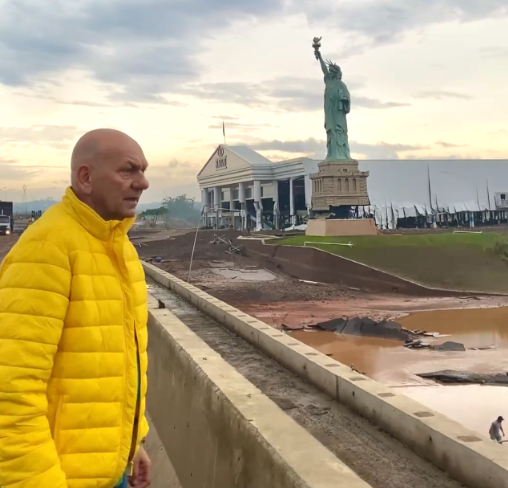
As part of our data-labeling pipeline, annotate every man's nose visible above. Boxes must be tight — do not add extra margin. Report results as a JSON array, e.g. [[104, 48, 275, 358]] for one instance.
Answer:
[[133, 173, 149, 191]]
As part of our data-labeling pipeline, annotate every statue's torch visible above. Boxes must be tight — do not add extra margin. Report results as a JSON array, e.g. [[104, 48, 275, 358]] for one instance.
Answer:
[[312, 37, 322, 59]]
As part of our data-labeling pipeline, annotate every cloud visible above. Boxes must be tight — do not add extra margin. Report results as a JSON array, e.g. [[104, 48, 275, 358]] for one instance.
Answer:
[[149, 159, 201, 184], [249, 137, 424, 159], [0, 0, 287, 102], [480, 46, 508, 58], [415, 90, 473, 100], [354, 96, 410, 109], [488, 128, 508, 135], [185, 77, 407, 112], [435, 141, 467, 148], [10, 88, 141, 108], [212, 115, 242, 121], [350, 141, 424, 159], [303, 0, 508, 46], [0, 159, 49, 181], [251, 138, 325, 155], [209, 122, 279, 131], [1, 1, 506, 105], [0, 125, 80, 148]]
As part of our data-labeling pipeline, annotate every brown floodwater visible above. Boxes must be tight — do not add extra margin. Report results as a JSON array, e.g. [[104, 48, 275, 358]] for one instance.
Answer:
[[291, 306, 508, 436]]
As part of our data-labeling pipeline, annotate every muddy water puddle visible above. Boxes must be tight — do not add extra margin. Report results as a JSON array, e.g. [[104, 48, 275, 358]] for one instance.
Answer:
[[290, 306, 508, 436], [398, 306, 508, 348]]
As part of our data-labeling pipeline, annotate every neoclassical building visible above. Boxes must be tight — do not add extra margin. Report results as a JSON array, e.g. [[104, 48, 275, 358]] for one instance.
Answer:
[[197, 144, 508, 230]]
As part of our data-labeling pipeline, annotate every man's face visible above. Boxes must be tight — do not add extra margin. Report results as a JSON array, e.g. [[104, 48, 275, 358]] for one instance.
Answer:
[[91, 143, 149, 221]]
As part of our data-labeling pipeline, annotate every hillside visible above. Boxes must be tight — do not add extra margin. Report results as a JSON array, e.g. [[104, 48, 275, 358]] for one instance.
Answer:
[[276, 233, 508, 293]]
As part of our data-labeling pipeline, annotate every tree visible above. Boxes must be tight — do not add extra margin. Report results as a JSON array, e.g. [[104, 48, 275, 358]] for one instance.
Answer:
[[161, 194, 200, 223], [139, 206, 167, 227], [138, 194, 200, 227]]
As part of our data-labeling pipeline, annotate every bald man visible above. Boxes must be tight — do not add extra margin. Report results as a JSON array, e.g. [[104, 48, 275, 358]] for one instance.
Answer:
[[0, 129, 151, 488]]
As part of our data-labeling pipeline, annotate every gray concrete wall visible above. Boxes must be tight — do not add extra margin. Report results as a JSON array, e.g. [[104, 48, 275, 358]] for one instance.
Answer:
[[146, 295, 369, 488], [145, 413, 182, 488], [144, 262, 508, 488]]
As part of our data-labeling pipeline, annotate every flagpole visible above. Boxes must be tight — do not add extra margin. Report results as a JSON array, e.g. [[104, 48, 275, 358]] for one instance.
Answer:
[[223, 121, 226, 145]]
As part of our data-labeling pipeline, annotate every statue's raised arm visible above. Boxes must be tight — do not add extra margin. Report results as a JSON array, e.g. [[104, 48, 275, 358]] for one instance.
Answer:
[[312, 37, 329, 77]]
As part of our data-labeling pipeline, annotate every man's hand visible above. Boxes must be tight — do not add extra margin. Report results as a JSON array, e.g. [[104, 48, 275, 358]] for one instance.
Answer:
[[129, 446, 151, 488]]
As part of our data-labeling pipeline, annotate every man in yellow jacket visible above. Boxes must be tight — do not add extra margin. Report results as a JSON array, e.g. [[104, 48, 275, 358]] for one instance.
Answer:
[[0, 129, 152, 488]]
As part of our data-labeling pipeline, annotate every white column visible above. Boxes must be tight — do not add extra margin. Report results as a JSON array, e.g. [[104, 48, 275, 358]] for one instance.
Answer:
[[213, 186, 220, 208], [289, 178, 296, 226], [238, 182, 246, 230], [253, 180, 262, 203], [201, 188, 209, 228], [254, 180, 262, 231], [272, 180, 279, 230], [304, 175, 312, 213], [229, 186, 235, 211], [229, 186, 235, 228], [213, 186, 221, 229], [201, 188, 209, 211]]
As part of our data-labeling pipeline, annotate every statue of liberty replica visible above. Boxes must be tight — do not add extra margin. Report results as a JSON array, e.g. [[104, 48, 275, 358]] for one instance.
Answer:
[[314, 38, 351, 161], [310, 37, 370, 220]]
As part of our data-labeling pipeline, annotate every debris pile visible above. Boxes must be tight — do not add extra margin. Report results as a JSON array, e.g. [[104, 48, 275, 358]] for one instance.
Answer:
[[404, 339, 431, 349], [315, 317, 413, 342], [210, 234, 244, 255], [418, 370, 508, 386], [312, 317, 468, 351], [433, 341, 466, 352]]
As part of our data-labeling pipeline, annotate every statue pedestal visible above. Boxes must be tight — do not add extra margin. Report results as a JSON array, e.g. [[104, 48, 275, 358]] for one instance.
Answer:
[[306, 218, 378, 237], [310, 159, 370, 212]]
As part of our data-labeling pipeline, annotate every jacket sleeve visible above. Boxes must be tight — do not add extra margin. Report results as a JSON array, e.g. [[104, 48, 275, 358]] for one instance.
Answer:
[[0, 239, 71, 488]]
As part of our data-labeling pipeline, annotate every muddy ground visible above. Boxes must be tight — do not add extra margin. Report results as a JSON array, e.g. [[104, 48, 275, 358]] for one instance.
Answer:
[[136, 229, 352, 304], [136, 229, 508, 320]]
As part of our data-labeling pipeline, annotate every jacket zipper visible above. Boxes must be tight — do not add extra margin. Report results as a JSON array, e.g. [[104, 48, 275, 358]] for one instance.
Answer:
[[127, 325, 141, 465], [108, 232, 132, 476]]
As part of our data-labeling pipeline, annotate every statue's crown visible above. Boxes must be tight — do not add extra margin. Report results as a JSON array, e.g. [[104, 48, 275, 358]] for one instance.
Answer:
[[326, 60, 340, 72]]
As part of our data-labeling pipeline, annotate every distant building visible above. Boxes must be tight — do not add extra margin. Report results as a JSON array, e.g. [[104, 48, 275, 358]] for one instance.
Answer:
[[197, 145, 508, 230]]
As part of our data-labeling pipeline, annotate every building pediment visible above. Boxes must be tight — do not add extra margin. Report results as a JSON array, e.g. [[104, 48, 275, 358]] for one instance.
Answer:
[[198, 145, 276, 179]]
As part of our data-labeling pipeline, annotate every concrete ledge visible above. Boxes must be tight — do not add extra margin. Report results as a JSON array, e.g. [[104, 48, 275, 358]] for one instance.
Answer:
[[144, 261, 508, 488], [146, 294, 369, 488]]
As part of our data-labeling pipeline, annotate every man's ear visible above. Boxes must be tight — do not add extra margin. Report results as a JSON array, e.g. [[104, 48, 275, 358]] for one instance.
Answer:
[[76, 165, 93, 195]]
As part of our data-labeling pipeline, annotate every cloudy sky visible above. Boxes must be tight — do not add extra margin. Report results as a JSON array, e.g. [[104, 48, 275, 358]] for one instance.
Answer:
[[1, 0, 508, 203]]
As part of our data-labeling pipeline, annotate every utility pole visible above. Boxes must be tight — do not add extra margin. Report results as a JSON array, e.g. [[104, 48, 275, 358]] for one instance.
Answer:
[[23, 185, 27, 216]]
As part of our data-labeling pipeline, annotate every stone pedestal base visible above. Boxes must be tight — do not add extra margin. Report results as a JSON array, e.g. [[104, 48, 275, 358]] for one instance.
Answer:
[[306, 218, 378, 237], [310, 159, 370, 211]]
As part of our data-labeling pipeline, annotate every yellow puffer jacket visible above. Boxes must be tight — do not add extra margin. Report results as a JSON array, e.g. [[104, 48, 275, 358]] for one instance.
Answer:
[[0, 188, 149, 488]]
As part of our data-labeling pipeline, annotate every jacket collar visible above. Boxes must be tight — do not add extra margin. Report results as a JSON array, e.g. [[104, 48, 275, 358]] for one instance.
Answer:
[[62, 187, 135, 241]]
